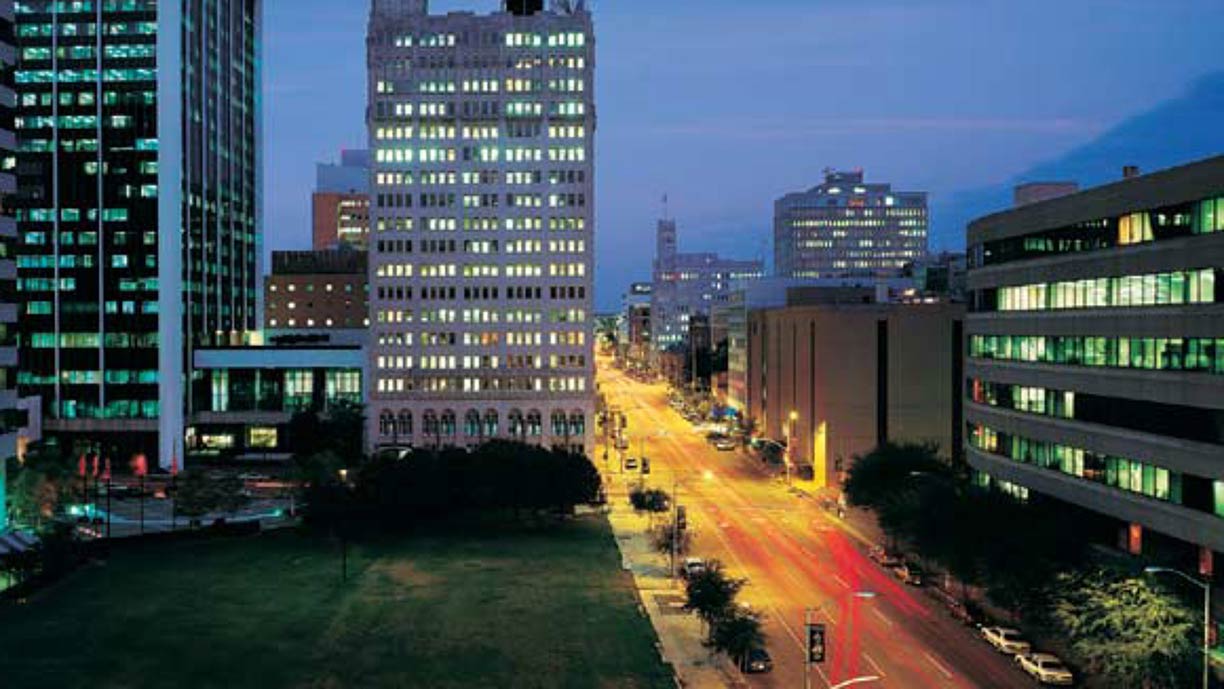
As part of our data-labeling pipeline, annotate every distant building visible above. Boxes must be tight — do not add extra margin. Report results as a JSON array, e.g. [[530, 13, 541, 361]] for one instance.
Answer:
[[775, 169, 928, 279], [746, 301, 964, 489], [313, 150, 371, 251], [651, 218, 763, 349], [620, 282, 652, 362], [264, 250, 369, 335], [907, 252, 967, 301], [0, 0, 15, 531], [1013, 181, 1079, 207], [966, 156, 1224, 570]]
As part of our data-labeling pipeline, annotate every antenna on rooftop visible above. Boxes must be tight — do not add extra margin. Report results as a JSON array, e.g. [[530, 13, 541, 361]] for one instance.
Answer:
[[662, 193, 670, 221]]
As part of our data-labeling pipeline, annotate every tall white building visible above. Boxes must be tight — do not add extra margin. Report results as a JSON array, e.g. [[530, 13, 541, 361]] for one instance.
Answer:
[[366, 0, 595, 455]]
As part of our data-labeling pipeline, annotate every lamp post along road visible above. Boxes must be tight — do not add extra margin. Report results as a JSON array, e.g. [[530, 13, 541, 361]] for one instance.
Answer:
[[1145, 566, 1212, 689]]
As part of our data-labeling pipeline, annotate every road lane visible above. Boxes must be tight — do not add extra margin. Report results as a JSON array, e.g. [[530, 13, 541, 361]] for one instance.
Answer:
[[598, 363, 1030, 689]]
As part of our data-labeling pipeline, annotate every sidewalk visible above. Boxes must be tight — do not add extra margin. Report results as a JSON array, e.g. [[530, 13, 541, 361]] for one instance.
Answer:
[[603, 476, 743, 689]]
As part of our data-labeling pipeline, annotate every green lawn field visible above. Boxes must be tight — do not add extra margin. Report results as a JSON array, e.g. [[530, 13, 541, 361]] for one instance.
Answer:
[[0, 517, 674, 689]]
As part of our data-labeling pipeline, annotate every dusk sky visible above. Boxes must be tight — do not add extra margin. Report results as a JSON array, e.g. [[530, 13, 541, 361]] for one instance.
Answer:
[[265, 0, 1224, 310]]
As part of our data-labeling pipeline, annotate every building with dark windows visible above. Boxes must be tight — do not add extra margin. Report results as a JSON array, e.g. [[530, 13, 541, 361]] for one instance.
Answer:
[[0, 0, 16, 532], [14, 0, 262, 469], [367, 0, 596, 455], [965, 156, 1224, 574], [745, 298, 964, 490], [188, 343, 365, 462], [264, 249, 369, 335], [313, 149, 370, 251], [774, 169, 927, 280]]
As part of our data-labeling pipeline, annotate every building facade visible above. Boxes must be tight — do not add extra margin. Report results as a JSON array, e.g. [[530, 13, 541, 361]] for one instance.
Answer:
[[264, 250, 369, 333], [774, 169, 927, 279], [14, 0, 262, 469], [0, 0, 15, 531], [966, 156, 1224, 567], [651, 218, 763, 349], [366, 0, 595, 454], [746, 301, 964, 489], [313, 149, 371, 251]]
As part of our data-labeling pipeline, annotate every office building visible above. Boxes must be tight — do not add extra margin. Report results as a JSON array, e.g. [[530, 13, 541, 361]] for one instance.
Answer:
[[188, 341, 365, 461], [966, 156, 1224, 569], [313, 149, 371, 251], [366, 0, 596, 454], [0, 0, 15, 532], [746, 300, 964, 489], [618, 282, 651, 363], [13, 0, 262, 469], [774, 169, 927, 279], [651, 218, 763, 349], [265, 250, 369, 334]]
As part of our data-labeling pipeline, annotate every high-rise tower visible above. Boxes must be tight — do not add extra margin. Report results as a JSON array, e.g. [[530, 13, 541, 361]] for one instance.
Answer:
[[367, 0, 596, 454], [14, 0, 262, 468]]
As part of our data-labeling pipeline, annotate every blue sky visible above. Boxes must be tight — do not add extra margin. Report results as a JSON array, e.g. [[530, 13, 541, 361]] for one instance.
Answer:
[[265, 0, 1224, 310]]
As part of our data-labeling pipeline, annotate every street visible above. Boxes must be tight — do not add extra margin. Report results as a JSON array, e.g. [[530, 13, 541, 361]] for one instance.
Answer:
[[598, 361, 1033, 689]]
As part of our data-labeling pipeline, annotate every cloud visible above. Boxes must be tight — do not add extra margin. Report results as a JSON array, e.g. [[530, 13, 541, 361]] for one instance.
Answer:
[[639, 116, 1104, 141]]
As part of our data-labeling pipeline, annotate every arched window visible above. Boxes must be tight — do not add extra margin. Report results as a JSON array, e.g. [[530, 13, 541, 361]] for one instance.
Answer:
[[464, 410, 481, 437], [483, 409, 499, 437], [526, 410, 543, 437], [508, 409, 525, 437], [440, 410, 457, 437], [568, 411, 585, 437], [379, 411, 395, 437], [551, 410, 568, 437], [398, 410, 413, 436], [423, 410, 440, 437]]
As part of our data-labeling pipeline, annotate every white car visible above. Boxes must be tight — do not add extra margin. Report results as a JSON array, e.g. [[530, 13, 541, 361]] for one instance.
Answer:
[[980, 626, 1032, 655], [1016, 653, 1074, 685], [681, 557, 707, 579]]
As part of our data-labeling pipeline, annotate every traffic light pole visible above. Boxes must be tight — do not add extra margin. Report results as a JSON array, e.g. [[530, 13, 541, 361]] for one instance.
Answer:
[[804, 607, 812, 689]]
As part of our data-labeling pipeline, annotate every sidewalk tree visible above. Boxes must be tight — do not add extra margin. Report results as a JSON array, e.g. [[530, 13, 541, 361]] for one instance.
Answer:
[[1050, 571, 1197, 689], [650, 522, 692, 559], [707, 609, 765, 666], [684, 559, 745, 630], [843, 442, 948, 509], [628, 486, 670, 525]]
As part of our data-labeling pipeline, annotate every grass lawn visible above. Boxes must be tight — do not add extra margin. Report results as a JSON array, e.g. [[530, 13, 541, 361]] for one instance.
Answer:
[[0, 516, 674, 689]]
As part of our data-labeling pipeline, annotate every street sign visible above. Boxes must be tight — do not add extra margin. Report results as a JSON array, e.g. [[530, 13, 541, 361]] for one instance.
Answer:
[[807, 623, 826, 664]]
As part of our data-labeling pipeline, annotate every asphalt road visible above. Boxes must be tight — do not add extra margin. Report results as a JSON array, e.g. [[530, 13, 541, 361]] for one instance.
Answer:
[[598, 362, 1034, 689]]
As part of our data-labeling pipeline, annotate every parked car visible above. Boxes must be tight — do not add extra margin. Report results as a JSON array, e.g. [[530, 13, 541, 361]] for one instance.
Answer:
[[981, 627, 1032, 655], [1016, 653, 1074, 685], [892, 561, 925, 586], [738, 647, 773, 674], [681, 557, 707, 579], [714, 438, 738, 452], [867, 545, 901, 568], [624, 457, 638, 471]]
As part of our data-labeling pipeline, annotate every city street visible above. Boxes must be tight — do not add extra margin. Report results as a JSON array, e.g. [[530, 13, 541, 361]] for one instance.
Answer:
[[597, 361, 1032, 689]]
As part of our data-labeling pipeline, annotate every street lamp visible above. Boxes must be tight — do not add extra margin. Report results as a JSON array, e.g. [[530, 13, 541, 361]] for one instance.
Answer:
[[785, 410, 798, 485], [1144, 566, 1212, 689]]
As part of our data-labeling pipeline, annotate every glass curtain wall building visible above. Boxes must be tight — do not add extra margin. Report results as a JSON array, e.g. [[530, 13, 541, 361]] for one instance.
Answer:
[[966, 156, 1224, 569], [366, 0, 596, 455], [14, 0, 262, 469], [0, 0, 17, 532]]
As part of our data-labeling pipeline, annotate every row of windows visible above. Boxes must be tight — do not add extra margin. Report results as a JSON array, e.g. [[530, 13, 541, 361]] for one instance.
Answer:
[[373, 262, 587, 279], [973, 196, 1224, 268], [374, 216, 585, 233], [969, 334, 1224, 375], [979, 268, 1217, 312], [969, 424, 1224, 520], [374, 145, 587, 164], [376, 408, 587, 441], [376, 354, 586, 372], [375, 307, 587, 325], [375, 331, 584, 348], [376, 285, 584, 301], [375, 375, 588, 395]]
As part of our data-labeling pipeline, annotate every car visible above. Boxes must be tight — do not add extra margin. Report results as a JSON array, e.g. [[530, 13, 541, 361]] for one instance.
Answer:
[[681, 557, 707, 579], [981, 627, 1032, 656], [1016, 653, 1074, 685], [868, 545, 901, 568], [738, 647, 773, 674], [892, 561, 925, 586], [624, 457, 638, 471], [714, 438, 738, 451]]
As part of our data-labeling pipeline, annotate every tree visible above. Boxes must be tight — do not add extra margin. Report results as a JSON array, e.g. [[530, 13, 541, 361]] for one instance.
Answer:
[[1050, 571, 1198, 689], [214, 473, 250, 519], [708, 610, 766, 667], [629, 486, 670, 527], [174, 470, 217, 526], [843, 442, 949, 509], [684, 559, 745, 630], [650, 522, 692, 559]]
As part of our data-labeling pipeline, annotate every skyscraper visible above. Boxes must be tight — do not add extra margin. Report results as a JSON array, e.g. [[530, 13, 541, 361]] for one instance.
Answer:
[[367, 0, 595, 454], [774, 169, 927, 279], [14, 0, 262, 468], [0, 0, 17, 531]]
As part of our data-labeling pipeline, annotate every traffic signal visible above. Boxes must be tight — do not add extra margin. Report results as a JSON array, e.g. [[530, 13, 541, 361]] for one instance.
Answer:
[[807, 623, 826, 664], [641, 458, 651, 475], [676, 505, 687, 531]]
